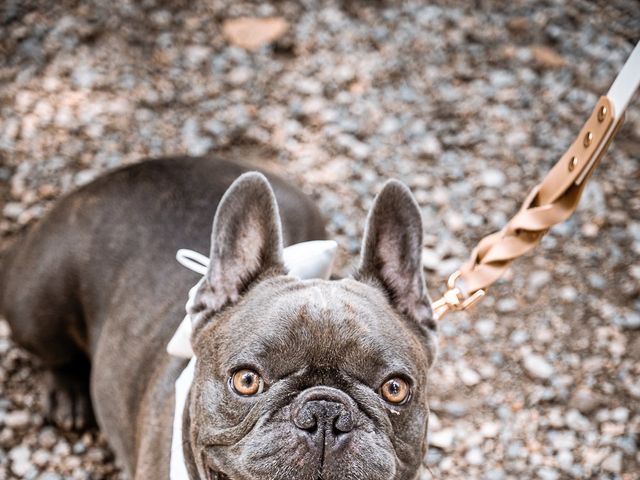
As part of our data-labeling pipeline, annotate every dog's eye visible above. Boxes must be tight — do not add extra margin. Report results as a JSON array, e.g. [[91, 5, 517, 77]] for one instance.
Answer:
[[231, 369, 264, 396], [380, 377, 410, 404]]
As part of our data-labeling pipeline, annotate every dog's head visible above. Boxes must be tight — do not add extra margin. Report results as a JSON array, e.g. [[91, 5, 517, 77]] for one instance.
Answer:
[[185, 173, 437, 480]]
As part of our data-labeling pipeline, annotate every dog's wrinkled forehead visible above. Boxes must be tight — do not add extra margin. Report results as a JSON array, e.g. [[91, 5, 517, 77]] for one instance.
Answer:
[[195, 277, 428, 380], [191, 172, 436, 378]]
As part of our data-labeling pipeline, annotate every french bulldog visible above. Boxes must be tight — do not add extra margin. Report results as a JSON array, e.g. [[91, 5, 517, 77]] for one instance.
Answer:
[[0, 156, 437, 479]]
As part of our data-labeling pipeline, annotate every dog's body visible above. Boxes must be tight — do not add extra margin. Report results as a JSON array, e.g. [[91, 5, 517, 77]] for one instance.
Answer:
[[0, 157, 437, 479]]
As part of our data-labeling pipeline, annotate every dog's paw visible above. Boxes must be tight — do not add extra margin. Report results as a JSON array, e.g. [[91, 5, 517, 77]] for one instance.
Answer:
[[41, 367, 96, 431]]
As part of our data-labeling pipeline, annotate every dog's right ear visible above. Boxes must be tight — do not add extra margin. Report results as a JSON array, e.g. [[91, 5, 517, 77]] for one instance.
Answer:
[[192, 172, 286, 323]]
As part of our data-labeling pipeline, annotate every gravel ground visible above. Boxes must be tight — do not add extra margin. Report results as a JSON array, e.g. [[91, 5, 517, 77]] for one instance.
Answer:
[[1, 1, 639, 479]]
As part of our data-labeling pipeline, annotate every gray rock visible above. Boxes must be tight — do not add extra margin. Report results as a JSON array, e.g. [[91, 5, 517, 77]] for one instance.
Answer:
[[483, 469, 505, 480], [151, 10, 172, 27], [474, 319, 495, 338], [72, 64, 99, 89], [458, 366, 481, 387], [523, 353, 554, 380], [615, 311, 640, 330], [496, 298, 518, 313], [547, 430, 577, 450], [181, 118, 213, 156], [611, 407, 629, 423], [616, 434, 638, 455], [480, 421, 500, 438], [227, 66, 253, 86], [417, 135, 442, 157], [421, 248, 440, 270], [429, 429, 454, 451], [72, 441, 87, 455], [565, 409, 591, 432], [506, 441, 524, 459], [559, 286, 578, 302], [444, 211, 465, 233], [9, 445, 33, 477], [39, 473, 63, 480], [38, 428, 58, 449], [536, 467, 560, 480], [601, 451, 623, 473], [623, 372, 640, 399], [379, 117, 402, 135], [481, 168, 507, 188], [588, 273, 606, 290], [528, 270, 552, 291], [203, 119, 226, 137], [443, 402, 468, 417], [297, 78, 324, 96], [425, 447, 443, 466], [489, 70, 515, 88], [74, 169, 99, 187], [464, 447, 484, 465], [184, 45, 211, 67], [4, 410, 30, 429], [335, 134, 370, 160], [556, 449, 573, 470], [31, 448, 50, 467], [2, 203, 24, 220], [510, 329, 529, 345], [569, 387, 602, 414]]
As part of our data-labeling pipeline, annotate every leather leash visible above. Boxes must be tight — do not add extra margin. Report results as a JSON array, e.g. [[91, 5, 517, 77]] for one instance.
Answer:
[[432, 41, 640, 321]]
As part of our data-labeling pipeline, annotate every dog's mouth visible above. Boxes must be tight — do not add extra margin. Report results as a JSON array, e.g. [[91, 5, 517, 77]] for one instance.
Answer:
[[207, 466, 325, 480]]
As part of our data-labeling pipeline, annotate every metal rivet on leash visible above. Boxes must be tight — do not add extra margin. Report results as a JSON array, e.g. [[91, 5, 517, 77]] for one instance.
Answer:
[[583, 131, 593, 147], [568, 156, 578, 171], [598, 105, 607, 122]]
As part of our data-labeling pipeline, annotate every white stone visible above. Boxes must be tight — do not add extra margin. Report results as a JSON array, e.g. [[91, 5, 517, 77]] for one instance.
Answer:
[[9, 445, 32, 477], [458, 366, 481, 387], [429, 429, 455, 451], [523, 354, 554, 380], [184, 45, 211, 66], [72, 64, 99, 89], [537, 467, 560, 480], [611, 407, 629, 423], [3, 202, 24, 220], [480, 421, 501, 438], [556, 449, 574, 471], [528, 270, 552, 290], [475, 319, 495, 338], [418, 135, 442, 156], [4, 410, 30, 429], [481, 168, 507, 188], [421, 248, 440, 270], [464, 447, 484, 465], [496, 297, 518, 313], [601, 451, 622, 473]]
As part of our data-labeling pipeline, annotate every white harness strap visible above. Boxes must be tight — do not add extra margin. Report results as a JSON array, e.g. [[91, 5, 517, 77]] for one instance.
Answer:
[[170, 357, 196, 480], [168, 240, 337, 480]]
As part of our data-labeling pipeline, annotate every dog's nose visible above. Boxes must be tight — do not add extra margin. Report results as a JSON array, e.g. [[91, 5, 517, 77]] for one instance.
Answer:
[[293, 399, 354, 435], [292, 387, 356, 443]]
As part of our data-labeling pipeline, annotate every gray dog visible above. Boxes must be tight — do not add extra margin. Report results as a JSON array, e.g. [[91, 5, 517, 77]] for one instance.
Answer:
[[0, 157, 437, 479]]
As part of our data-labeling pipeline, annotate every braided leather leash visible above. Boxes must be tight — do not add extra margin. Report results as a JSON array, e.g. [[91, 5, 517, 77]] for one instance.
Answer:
[[432, 41, 640, 321]]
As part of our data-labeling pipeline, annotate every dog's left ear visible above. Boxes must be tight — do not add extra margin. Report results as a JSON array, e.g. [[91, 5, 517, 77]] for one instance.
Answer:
[[356, 180, 435, 330], [193, 172, 286, 320]]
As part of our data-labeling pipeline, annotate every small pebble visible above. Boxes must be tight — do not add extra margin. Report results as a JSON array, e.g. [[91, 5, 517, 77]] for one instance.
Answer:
[[523, 353, 555, 380]]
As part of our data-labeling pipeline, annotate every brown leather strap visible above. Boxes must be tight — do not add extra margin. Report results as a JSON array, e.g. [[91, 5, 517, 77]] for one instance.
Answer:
[[460, 96, 619, 293], [432, 96, 623, 320]]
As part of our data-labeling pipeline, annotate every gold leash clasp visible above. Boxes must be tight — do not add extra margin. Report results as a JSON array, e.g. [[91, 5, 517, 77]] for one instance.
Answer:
[[431, 271, 486, 321]]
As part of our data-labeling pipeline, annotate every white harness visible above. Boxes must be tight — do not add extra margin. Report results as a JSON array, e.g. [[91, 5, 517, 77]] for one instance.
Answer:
[[167, 241, 337, 480]]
